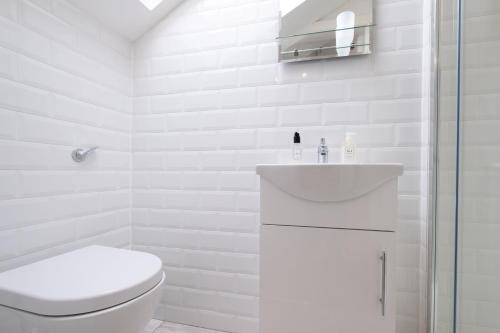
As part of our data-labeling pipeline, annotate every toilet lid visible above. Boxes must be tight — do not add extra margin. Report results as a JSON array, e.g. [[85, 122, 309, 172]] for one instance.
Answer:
[[0, 246, 163, 316]]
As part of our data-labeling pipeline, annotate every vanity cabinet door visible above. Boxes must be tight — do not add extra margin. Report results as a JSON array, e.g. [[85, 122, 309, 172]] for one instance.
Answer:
[[260, 225, 396, 333]]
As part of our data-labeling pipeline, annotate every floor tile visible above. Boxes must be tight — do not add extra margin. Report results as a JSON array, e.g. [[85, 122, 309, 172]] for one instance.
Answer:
[[143, 319, 163, 332], [145, 320, 223, 333]]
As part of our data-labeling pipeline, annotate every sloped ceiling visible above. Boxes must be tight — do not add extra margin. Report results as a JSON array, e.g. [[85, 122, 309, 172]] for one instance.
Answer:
[[68, 0, 184, 40]]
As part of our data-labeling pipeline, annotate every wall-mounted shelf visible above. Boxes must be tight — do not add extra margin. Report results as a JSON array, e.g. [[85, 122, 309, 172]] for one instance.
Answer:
[[278, 0, 374, 63], [278, 25, 373, 63], [277, 24, 375, 39]]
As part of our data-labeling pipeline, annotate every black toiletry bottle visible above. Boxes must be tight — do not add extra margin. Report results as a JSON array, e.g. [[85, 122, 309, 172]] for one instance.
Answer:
[[292, 132, 303, 161]]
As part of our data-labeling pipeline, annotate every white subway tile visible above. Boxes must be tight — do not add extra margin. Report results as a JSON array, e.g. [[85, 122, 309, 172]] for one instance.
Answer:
[[0, 171, 19, 198], [238, 107, 277, 128], [258, 43, 279, 64], [182, 131, 218, 151], [166, 113, 200, 132], [374, 50, 422, 74], [134, 115, 166, 133], [0, 0, 17, 21], [377, 0, 423, 27], [151, 56, 183, 75], [0, 16, 51, 62], [0, 142, 49, 170], [370, 99, 422, 123], [349, 77, 396, 100], [301, 81, 345, 103], [184, 50, 219, 72], [19, 220, 76, 255], [21, 171, 75, 195], [19, 115, 75, 145], [199, 110, 237, 130], [184, 91, 219, 111], [397, 25, 423, 50], [201, 28, 238, 50], [219, 46, 258, 68], [0, 78, 51, 115], [0, 108, 18, 139], [218, 129, 256, 149], [152, 94, 184, 114], [0, 197, 51, 230], [259, 84, 299, 106], [238, 21, 278, 45], [148, 133, 182, 152], [0, 46, 17, 79], [219, 172, 258, 191], [182, 172, 218, 190], [202, 69, 238, 90], [239, 65, 278, 86], [164, 152, 200, 170], [323, 102, 369, 124], [0, 229, 18, 260], [219, 88, 257, 109], [280, 105, 322, 126], [200, 151, 237, 170], [20, 1, 76, 47], [395, 124, 423, 146]]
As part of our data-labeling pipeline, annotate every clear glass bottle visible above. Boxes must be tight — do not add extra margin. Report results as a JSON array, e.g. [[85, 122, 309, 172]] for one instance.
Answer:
[[292, 132, 303, 161], [318, 137, 329, 163]]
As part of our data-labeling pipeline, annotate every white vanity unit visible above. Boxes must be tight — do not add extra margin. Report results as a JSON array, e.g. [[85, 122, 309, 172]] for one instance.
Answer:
[[257, 164, 403, 333]]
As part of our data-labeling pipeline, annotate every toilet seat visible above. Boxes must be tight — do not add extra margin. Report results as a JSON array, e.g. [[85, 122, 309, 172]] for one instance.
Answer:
[[0, 246, 163, 316]]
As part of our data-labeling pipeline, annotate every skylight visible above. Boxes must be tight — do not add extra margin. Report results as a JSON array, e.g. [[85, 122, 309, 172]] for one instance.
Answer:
[[139, 0, 163, 11], [281, 0, 307, 16]]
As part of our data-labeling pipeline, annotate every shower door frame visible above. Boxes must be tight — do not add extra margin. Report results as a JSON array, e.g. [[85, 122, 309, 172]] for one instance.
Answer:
[[428, 0, 464, 332]]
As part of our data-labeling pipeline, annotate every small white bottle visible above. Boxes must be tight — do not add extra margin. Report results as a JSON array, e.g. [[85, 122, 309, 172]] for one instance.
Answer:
[[341, 132, 357, 163], [292, 132, 303, 161]]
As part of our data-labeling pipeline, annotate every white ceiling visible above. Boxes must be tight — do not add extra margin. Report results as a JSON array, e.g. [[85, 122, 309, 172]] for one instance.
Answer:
[[69, 0, 184, 40]]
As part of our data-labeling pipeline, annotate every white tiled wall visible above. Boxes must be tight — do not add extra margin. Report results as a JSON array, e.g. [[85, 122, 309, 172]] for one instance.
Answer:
[[0, 0, 133, 272], [0, 0, 433, 332], [132, 0, 430, 332]]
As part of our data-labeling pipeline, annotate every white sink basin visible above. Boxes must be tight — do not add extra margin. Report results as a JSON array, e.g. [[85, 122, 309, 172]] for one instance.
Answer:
[[256, 164, 403, 202]]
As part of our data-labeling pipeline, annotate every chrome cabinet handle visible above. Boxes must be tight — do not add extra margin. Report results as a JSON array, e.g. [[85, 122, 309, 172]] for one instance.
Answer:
[[72, 146, 98, 162], [379, 251, 387, 316]]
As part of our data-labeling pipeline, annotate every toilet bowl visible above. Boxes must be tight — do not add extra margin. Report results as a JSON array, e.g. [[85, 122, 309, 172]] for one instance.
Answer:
[[0, 246, 165, 333]]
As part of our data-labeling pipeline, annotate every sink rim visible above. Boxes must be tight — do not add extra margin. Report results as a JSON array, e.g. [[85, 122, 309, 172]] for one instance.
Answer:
[[256, 163, 404, 203]]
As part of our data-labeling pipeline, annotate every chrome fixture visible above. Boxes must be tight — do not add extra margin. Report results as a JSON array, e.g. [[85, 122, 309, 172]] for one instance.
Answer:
[[379, 251, 387, 316], [72, 146, 98, 163], [317, 138, 328, 163]]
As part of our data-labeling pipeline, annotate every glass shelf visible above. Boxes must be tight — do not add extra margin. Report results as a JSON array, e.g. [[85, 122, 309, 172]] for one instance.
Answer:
[[277, 24, 375, 40], [278, 25, 373, 63]]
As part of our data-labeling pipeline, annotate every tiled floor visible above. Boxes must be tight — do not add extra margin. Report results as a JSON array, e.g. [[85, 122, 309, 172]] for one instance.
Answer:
[[143, 320, 223, 333]]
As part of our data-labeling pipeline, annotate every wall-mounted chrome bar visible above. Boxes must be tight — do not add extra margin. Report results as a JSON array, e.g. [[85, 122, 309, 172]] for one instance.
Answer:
[[72, 146, 98, 163], [280, 42, 371, 56]]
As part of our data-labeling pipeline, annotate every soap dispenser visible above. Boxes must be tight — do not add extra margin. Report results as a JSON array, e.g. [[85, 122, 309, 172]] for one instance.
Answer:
[[341, 132, 357, 163], [292, 132, 303, 161]]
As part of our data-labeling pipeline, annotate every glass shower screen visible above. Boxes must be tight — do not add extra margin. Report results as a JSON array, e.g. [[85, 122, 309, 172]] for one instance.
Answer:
[[434, 0, 500, 332]]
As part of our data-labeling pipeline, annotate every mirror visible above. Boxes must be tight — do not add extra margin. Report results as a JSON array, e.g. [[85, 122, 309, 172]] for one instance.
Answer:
[[278, 0, 374, 62]]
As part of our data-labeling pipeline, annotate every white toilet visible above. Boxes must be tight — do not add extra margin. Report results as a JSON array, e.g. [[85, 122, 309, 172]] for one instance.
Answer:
[[0, 245, 165, 333]]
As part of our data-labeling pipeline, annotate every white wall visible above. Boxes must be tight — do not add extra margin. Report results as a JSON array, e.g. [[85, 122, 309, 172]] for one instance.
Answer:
[[0, 0, 432, 332], [0, 0, 133, 272], [132, 0, 430, 332]]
